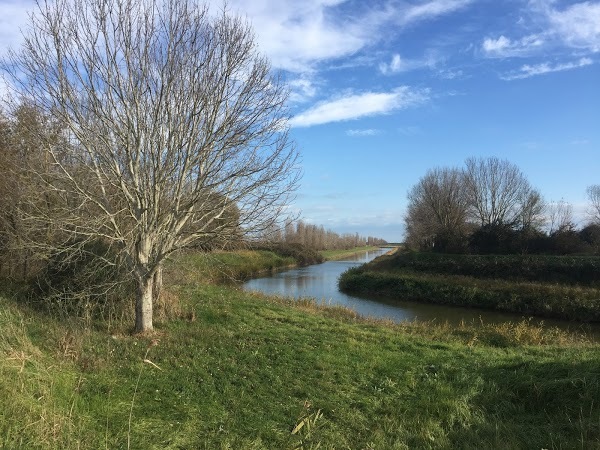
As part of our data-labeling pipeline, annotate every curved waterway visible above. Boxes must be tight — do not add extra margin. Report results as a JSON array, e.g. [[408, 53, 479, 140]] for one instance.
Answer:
[[243, 249, 597, 335]]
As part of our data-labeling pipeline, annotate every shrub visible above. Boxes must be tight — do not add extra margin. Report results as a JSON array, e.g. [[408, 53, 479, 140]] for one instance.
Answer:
[[255, 243, 324, 267], [368, 251, 600, 286], [339, 269, 600, 322], [29, 239, 134, 321]]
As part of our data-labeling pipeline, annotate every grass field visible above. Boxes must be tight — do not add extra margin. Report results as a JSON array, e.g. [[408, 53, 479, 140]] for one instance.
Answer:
[[1, 249, 599, 449]]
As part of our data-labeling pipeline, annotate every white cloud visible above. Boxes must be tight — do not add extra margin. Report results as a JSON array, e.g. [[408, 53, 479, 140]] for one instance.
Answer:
[[287, 76, 319, 103], [400, 0, 474, 25], [547, 1, 600, 52], [501, 57, 593, 80], [482, 35, 511, 53], [379, 51, 443, 75], [219, 0, 369, 72], [346, 129, 382, 137], [221, 0, 474, 72], [483, 1, 600, 60], [436, 68, 464, 79], [482, 34, 545, 57], [290, 87, 430, 128], [379, 54, 408, 74]]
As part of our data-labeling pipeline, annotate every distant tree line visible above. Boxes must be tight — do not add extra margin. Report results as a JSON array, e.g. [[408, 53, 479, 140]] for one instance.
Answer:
[[266, 220, 387, 251], [405, 157, 600, 255], [263, 220, 387, 251]]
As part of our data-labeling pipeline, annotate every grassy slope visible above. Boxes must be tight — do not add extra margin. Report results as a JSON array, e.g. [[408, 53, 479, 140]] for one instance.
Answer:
[[320, 246, 382, 261], [340, 251, 600, 322], [0, 250, 599, 449]]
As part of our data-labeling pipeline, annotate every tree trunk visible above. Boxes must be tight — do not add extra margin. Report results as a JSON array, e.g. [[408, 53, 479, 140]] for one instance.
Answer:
[[153, 266, 163, 302], [135, 275, 154, 333]]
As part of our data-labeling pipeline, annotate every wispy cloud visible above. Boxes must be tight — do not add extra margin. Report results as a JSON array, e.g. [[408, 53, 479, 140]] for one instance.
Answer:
[[287, 76, 319, 103], [482, 1, 600, 60], [379, 52, 440, 74], [290, 87, 430, 128], [379, 54, 409, 74], [346, 129, 382, 137], [482, 34, 545, 58], [221, 0, 474, 72], [501, 57, 593, 80], [400, 0, 474, 25]]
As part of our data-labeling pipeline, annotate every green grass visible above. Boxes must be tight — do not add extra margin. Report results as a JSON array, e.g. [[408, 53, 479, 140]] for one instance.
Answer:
[[340, 268, 600, 322], [166, 249, 296, 284], [340, 251, 600, 323], [370, 251, 600, 286], [1, 250, 599, 448], [320, 246, 382, 261]]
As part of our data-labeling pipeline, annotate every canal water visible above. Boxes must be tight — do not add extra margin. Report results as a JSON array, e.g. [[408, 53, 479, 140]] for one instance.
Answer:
[[243, 248, 596, 334]]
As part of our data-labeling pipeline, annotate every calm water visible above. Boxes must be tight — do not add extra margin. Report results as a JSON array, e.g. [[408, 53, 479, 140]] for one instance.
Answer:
[[243, 249, 597, 334]]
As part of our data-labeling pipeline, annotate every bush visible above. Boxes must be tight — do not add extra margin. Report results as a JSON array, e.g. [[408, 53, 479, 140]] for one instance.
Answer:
[[469, 224, 520, 254], [29, 239, 133, 320], [255, 243, 324, 267], [339, 268, 600, 322], [579, 224, 600, 254]]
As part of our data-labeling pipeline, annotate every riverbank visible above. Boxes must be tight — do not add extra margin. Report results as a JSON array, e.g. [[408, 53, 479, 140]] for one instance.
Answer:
[[167, 249, 298, 284], [339, 251, 600, 322], [1, 249, 599, 448], [168, 246, 382, 285], [320, 245, 383, 261]]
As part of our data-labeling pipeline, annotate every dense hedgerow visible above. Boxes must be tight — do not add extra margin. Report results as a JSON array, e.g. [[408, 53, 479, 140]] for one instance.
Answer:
[[367, 251, 600, 286], [339, 268, 600, 322], [339, 251, 600, 322]]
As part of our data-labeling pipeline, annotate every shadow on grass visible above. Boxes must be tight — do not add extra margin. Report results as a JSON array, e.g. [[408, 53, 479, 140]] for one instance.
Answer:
[[454, 358, 600, 449]]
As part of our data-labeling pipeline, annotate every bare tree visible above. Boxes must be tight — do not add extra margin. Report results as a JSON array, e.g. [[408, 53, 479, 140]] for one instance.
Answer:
[[547, 200, 575, 233], [3, 0, 300, 332], [463, 157, 533, 228], [587, 185, 600, 224], [404, 167, 469, 251], [517, 188, 546, 232], [0, 103, 64, 279]]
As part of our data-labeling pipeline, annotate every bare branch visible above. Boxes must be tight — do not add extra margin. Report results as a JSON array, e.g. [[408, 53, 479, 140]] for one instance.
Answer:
[[3, 0, 300, 332]]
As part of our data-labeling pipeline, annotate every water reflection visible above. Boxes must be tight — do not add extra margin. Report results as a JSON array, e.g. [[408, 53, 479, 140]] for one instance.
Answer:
[[243, 249, 597, 334]]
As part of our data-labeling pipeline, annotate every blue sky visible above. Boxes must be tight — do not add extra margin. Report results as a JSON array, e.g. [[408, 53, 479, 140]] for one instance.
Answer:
[[1, 0, 599, 242]]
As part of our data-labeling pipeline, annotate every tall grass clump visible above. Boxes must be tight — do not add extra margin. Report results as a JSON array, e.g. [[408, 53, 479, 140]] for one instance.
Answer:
[[167, 249, 297, 285], [0, 297, 86, 448]]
